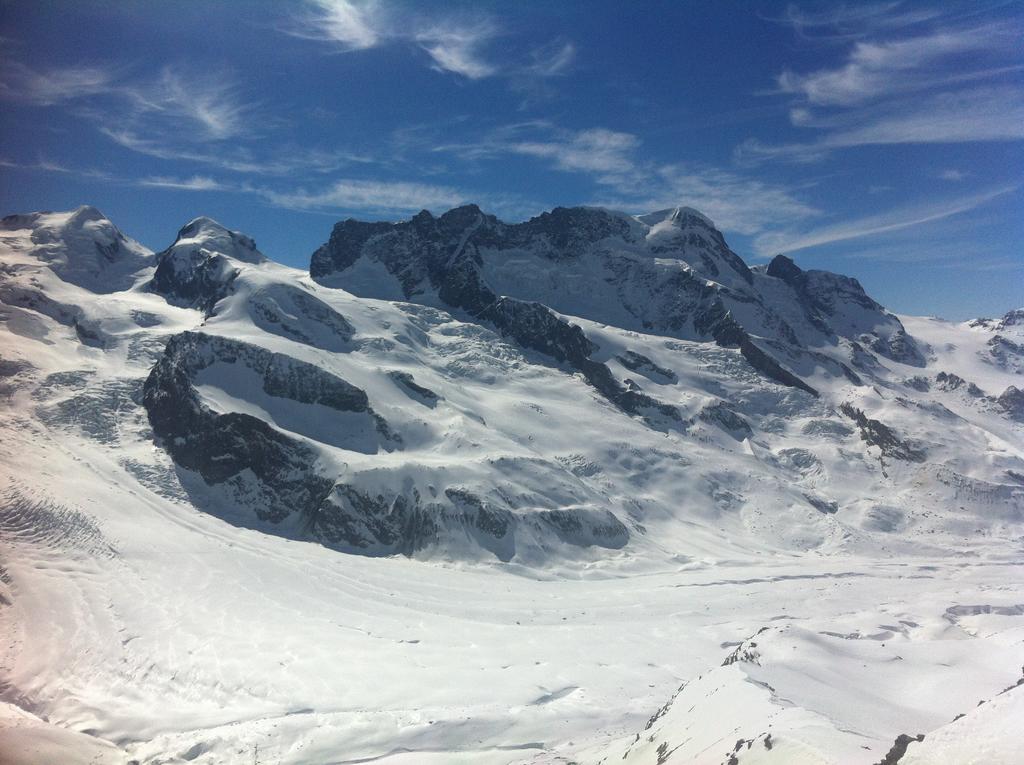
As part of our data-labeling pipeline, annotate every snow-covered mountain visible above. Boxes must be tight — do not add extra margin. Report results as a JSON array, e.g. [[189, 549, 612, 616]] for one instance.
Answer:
[[1, 205, 1022, 764]]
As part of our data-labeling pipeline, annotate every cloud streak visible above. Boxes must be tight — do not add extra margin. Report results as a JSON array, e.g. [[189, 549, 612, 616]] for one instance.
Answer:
[[286, 0, 498, 78], [0, 58, 254, 141], [285, 0, 574, 82], [415, 22, 497, 79], [745, 13, 1024, 163], [261, 177, 467, 213], [752, 185, 1017, 255], [737, 86, 1024, 164], [137, 175, 232, 191], [99, 127, 371, 176], [289, 0, 382, 50]]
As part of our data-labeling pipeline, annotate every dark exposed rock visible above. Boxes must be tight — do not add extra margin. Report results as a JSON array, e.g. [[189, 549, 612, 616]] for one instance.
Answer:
[[311, 485, 440, 556], [517, 205, 635, 257], [142, 330, 396, 533], [141, 332, 359, 523], [317, 206, 684, 420], [768, 253, 924, 367], [149, 246, 238, 315], [874, 733, 924, 765], [130, 310, 162, 328], [840, 403, 927, 462], [970, 308, 1024, 331], [0, 284, 112, 347], [248, 284, 354, 352], [722, 626, 769, 666], [141, 332, 628, 560], [148, 332, 373, 416], [698, 403, 752, 440], [617, 350, 678, 383], [802, 419, 854, 439], [986, 335, 1024, 372], [310, 484, 629, 560], [535, 508, 629, 548], [388, 370, 440, 405], [936, 371, 970, 392], [311, 205, 831, 401], [765, 253, 803, 284], [904, 376, 930, 392], [804, 493, 839, 514], [996, 386, 1024, 421], [483, 298, 595, 364], [150, 217, 265, 315], [310, 218, 394, 279], [696, 302, 819, 397], [870, 328, 924, 366], [0, 357, 32, 378]]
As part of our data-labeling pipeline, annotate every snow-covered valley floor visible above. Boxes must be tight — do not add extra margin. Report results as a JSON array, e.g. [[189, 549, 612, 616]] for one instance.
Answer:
[[2, 449, 1022, 764]]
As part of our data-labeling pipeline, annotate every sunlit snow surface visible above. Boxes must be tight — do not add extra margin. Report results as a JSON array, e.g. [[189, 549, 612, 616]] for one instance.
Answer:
[[0, 208, 1022, 764]]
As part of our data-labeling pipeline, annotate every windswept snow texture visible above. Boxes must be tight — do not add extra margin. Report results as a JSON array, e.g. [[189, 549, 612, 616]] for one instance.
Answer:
[[1, 205, 1022, 764]]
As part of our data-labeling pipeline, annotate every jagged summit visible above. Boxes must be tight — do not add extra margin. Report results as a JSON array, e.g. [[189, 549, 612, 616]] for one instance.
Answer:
[[309, 202, 924, 395], [637, 205, 715, 229], [148, 215, 267, 313], [172, 216, 266, 265], [766, 253, 803, 282]]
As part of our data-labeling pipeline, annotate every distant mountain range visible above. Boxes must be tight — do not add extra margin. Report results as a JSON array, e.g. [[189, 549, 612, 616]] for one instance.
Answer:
[[2, 203, 1021, 563]]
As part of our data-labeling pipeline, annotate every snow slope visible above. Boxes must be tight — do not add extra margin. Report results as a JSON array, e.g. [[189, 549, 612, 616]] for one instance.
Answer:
[[0, 205, 1022, 764]]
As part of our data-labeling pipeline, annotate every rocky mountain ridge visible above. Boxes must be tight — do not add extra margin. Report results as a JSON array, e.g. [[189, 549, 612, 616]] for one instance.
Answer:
[[2, 204, 1022, 563]]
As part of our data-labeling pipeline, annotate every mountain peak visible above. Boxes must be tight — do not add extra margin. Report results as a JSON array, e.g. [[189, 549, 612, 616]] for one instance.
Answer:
[[766, 253, 803, 284], [0, 205, 150, 292], [637, 206, 715, 230], [66, 204, 107, 225], [149, 216, 266, 312], [172, 216, 265, 265]]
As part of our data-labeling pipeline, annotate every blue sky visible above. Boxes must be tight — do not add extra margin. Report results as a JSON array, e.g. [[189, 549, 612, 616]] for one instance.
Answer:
[[1, 0, 1021, 319]]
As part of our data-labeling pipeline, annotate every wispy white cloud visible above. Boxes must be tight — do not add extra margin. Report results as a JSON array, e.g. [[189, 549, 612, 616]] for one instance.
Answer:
[[415, 22, 497, 79], [523, 40, 576, 77], [752, 185, 1016, 255], [288, 0, 382, 50], [938, 169, 967, 182], [433, 122, 643, 184], [0, 56, 255, 143], [262, 177, 467, 213], [508, 128, 641, 176], [1, 152, 507, 217], [0, 61, 120, 105], [287, 0, 497, 78], [737, 85, 1024, 164], [746, 10, 1024, 164], [98, 127, 370, 176], [285, 1, 573, 82], [137, 175, 232, 191], [0, 156, 115, 181], [774, 1, 946, 41], [139, 66, 251, 140], [775, 25, 1014, 106]]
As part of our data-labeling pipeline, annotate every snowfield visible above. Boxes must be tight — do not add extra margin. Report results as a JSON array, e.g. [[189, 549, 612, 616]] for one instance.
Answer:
[[0, 206, 1022, 764]]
